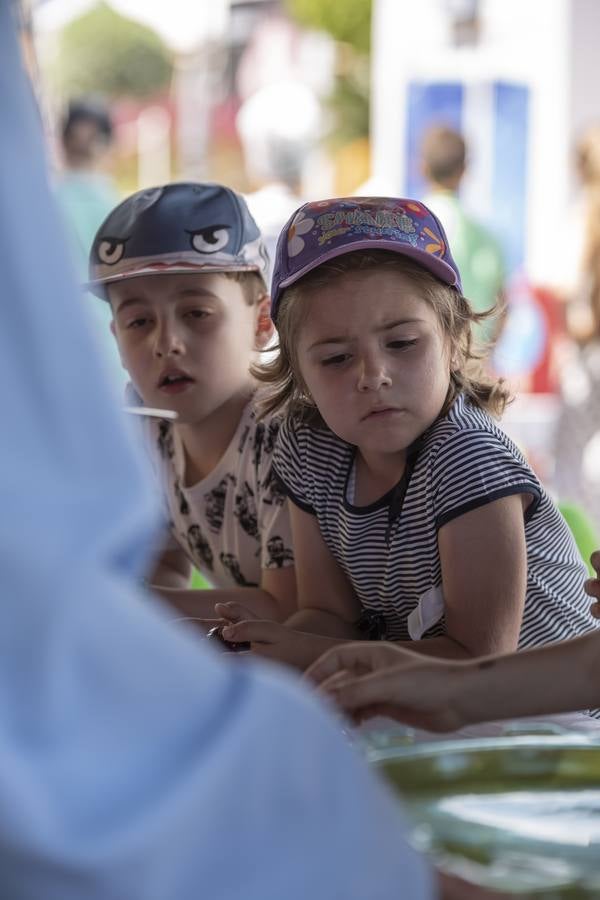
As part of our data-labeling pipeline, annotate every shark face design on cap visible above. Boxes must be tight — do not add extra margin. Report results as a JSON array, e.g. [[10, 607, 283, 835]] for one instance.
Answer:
[[88, 182, 268, 296]]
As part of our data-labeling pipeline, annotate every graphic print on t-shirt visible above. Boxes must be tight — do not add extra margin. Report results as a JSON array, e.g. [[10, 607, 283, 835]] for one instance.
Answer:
[[265, 534, 294, 568], [205, 476, 235, 533], [145, 401, 294, 591], [219, 551, 255, 586], [157, 419, 175, 460], [174, 477, 190, 515], [187, 523, 214, 570], [234, 481, 259, 541]]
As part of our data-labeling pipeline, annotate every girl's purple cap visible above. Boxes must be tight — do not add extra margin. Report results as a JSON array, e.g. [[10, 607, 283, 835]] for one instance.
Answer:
[[270, 196, 463, 322]]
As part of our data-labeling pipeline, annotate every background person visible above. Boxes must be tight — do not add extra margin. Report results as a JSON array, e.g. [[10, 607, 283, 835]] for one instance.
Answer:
[[54, 95, 124, 384], [420, 124, 506, 346]]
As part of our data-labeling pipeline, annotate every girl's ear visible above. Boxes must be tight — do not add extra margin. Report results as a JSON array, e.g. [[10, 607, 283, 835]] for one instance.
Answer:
[[255, 294, 275, 348]]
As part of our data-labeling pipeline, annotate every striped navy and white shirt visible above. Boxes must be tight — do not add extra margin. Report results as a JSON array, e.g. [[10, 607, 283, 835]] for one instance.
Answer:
[[273, 394, 597, 649]]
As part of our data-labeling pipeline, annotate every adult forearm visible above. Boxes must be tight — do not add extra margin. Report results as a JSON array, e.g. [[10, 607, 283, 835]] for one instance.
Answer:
[[454, 630, 600, 725]]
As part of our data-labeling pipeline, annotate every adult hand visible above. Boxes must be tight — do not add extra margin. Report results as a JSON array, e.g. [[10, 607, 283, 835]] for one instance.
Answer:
[[584, 549, 600, 618], [221, 619, 339, 670], [305, 642, 468, 732]]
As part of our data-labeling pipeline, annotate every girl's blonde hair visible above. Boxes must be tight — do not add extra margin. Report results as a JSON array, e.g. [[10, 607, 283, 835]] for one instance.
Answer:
[[255, 250, 510, 425]]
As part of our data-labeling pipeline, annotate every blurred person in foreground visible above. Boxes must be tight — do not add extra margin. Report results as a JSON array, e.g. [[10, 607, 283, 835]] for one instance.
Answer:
[[0, 6, 453, 898], [308, 550, 600, 732], [420, 124, 506, 347]]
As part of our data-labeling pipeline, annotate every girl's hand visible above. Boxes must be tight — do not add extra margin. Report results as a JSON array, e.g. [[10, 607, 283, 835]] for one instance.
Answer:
[[305, 642, 469, 732], [584, 549, 600, 618], [220, 620, 340, 670]]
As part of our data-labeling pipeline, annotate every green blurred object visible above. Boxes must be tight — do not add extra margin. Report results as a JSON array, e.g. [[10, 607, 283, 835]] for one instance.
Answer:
[[190, 569, 211, 590], [558, 502, 600, 575], [371, 735, 600, 896]]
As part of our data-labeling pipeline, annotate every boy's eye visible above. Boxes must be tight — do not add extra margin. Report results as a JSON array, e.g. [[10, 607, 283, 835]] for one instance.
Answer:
[[188, 226, 230, 254], [185, 309, 210, 320], [127, 317, 149, 329]]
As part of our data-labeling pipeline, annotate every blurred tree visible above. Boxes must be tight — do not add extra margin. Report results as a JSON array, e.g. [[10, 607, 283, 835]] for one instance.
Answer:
[[285, 0, 372, 53], [284, 0, 372, 146], [54, 2, 173, 99]]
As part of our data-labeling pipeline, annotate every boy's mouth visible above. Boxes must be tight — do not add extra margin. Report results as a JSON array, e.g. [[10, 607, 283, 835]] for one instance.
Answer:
[[157, 369, 195, 392]]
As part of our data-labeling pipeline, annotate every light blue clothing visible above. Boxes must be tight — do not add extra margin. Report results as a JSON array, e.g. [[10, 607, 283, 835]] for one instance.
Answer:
[[0, 9, 432, 900], [55, 171, 126, 386]]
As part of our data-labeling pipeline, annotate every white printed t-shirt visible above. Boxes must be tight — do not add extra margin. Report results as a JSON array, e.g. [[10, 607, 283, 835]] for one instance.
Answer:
[[144, 399, 294, 588]]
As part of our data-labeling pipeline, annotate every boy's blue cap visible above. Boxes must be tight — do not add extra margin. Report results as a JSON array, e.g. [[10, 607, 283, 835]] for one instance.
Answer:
[[86, 182, 269, 298], [270, 196, 462, 322]]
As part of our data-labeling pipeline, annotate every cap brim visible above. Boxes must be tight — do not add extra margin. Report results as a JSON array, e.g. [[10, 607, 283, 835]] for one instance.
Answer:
[[276, 239, 461, 295], [85, 261, 262, 299]]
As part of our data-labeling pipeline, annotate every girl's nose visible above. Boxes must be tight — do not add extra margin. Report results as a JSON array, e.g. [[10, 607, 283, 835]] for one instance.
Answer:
[[356, 354, 392, 392]]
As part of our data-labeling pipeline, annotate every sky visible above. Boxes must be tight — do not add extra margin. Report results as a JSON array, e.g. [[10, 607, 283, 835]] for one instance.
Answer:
[[34, 0, 229, 51]]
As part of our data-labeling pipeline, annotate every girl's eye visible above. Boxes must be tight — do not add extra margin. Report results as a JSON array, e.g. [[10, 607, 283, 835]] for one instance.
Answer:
[[388, 339, 417, 350], [321, 353, 350, 367]]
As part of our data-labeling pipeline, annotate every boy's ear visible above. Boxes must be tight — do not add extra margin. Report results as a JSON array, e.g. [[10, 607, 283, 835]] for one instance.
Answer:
[[255, 294, 275, 348]]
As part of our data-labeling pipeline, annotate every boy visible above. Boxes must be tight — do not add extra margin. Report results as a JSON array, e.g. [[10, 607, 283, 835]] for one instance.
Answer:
[[87, 182, 296, 623]]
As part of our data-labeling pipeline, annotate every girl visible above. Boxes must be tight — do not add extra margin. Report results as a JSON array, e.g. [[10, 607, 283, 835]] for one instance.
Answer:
[[222, 196, 598, 679]]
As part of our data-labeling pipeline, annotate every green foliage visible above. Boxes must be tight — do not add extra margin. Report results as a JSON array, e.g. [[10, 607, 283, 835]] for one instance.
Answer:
[[284, 0, 373, 53], [326, 56, 370, 146], [285, 0, 373, 143], [55, 2, 173, 99]]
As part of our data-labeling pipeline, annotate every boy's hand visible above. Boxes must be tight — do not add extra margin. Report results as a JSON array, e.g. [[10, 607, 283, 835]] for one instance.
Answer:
[[584, 549, 600, 618], [305, 642, 468, 732], [214, 601, 260, 625], [221, 620, 339, 670]]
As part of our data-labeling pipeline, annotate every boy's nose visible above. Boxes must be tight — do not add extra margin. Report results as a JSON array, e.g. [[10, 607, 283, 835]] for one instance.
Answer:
[[356, 355, 392, 392], [154, 325, 185, 358]]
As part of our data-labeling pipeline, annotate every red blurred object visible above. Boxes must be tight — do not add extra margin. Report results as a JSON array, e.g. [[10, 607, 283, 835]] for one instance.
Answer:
[[528, 284, 565, 394]]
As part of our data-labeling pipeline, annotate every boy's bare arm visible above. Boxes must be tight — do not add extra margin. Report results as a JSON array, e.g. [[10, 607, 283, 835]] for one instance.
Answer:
[[149, 536, 297, 624]]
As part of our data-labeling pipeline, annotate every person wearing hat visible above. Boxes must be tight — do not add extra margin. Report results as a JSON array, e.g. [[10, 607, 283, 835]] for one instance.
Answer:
[[87, 183, 296, 627], [221, 197, 599, 686]]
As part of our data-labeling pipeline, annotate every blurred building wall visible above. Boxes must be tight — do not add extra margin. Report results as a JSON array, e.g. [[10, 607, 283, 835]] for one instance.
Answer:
[[370, 0, 600, 285]]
